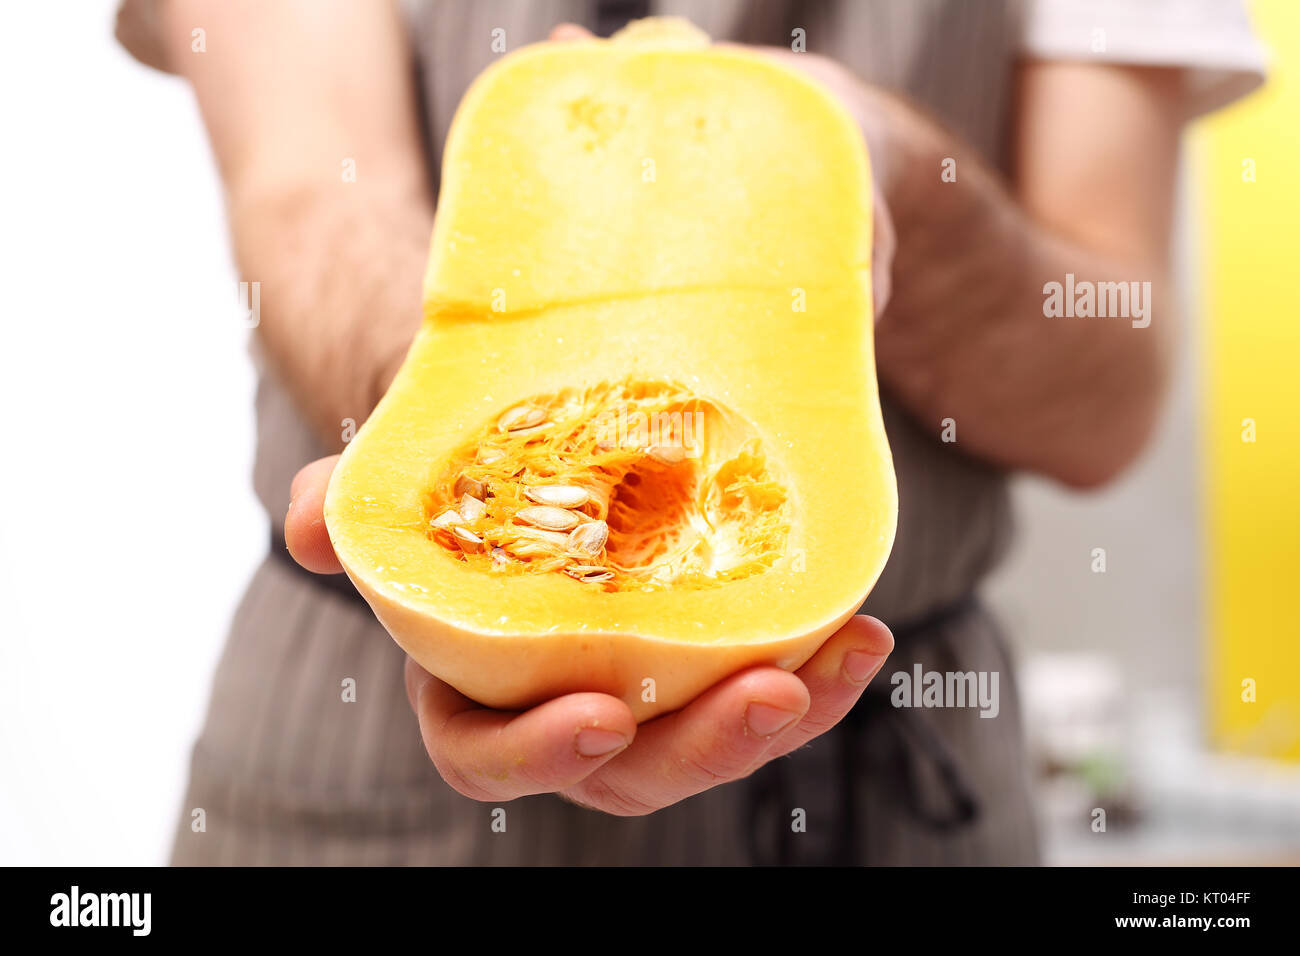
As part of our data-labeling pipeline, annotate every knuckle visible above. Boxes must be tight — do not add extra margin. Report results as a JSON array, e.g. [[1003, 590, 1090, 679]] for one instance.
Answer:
[[674, 746, 746, 788], [794, 709, 844, 738], [568, 776, 661, 817], [431, 754, 499, 802]]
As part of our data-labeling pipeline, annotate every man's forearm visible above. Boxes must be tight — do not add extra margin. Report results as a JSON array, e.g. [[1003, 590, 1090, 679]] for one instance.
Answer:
[[157, 0, 434, 450], [871, 89, 1175, 488], [229, 183, 433, 450]]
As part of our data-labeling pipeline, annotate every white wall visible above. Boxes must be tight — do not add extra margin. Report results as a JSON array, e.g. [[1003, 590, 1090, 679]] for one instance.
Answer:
[[0, 1, 263, 864]]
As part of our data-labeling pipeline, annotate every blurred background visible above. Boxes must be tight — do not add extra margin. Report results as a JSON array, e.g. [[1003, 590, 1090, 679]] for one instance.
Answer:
[[988, 0, 1300, 863], [1, 0, 1297, 865]]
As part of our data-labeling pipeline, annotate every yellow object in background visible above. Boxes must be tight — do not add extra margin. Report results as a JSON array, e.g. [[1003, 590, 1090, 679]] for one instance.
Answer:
[[1195, 0, 1300, 760]]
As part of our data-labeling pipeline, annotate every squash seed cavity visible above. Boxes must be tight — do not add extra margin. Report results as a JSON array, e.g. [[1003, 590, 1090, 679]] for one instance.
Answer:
[[424, 379, 791, 591]]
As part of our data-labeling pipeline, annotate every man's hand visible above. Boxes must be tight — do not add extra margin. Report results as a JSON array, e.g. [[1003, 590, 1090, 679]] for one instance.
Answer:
[[286, 456, 893, 814]]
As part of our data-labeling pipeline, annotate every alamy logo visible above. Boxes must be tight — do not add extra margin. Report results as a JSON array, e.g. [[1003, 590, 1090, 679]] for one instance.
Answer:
[[1042, 273, 1152, 328], [593, 408, 703, 458], [49, 886, 151, 937], [890, 665, 1000, 718]]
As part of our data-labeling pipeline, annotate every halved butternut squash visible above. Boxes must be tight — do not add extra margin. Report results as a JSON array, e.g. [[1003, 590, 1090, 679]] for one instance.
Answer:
[[324, 19, 896, 722]]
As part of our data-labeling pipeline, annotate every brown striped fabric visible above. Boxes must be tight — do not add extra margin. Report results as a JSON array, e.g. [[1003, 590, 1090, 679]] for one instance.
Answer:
[[169, 0, 1040, 866]]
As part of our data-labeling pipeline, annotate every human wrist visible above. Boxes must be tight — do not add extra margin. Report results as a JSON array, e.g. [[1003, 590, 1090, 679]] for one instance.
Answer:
[[857, 87, 949, 233]]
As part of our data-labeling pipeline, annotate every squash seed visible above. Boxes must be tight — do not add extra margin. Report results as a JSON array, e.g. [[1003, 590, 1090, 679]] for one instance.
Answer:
[[515, 505, 580, 532], [459, 494, 487, 521], [582, 484, 611, 514], [454, 474, 488, 499], [498, 404, 547, 432], [647, 444, 686, 465], [525, 484, 590, 509], [476, 447, 506, 465], [566, 520, 609, 555], [451, 526, 485, 553], [565, 565, 614, 584], [512, 526, 570, 548], [502, 422, 551, 439], [431, 509, 464, 530], [505, 538, 557, 559]]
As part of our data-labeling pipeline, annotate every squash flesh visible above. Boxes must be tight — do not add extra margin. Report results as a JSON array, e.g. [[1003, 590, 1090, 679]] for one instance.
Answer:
[[424, 44, 872, 316], [324, 26, 896, 720]]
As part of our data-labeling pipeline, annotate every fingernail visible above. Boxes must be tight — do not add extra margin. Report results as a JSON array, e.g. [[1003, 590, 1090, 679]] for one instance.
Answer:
[[745, 703, 801, 738], [575, 728, 628, 758], [843, 651, 887, 683]]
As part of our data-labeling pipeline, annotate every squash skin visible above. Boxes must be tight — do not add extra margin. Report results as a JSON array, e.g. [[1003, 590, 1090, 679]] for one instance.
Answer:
[[358, 578, 859, 722], [324, 25, 897, 722]]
